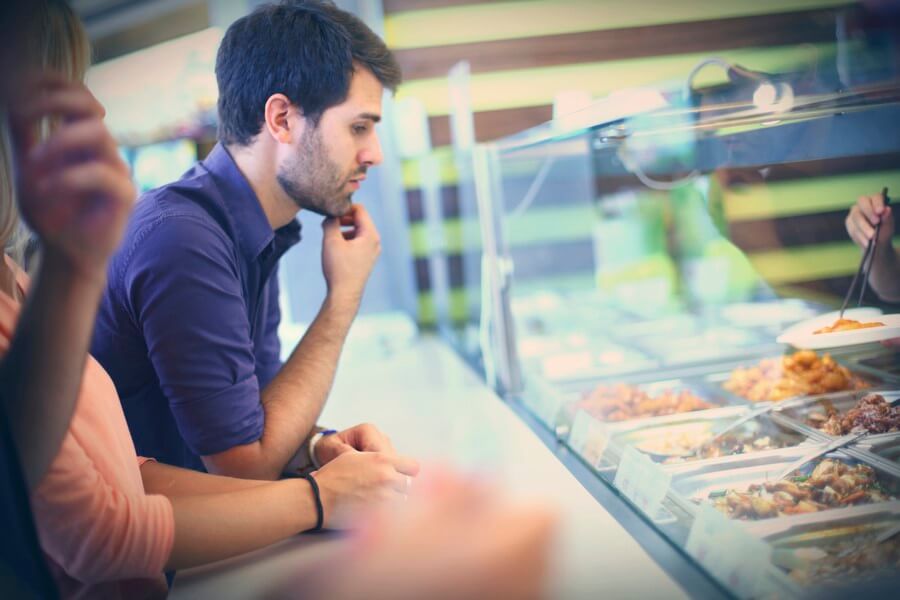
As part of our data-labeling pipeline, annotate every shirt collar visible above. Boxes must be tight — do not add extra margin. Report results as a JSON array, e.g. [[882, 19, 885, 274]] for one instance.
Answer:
[[202, 143, 301, 261]]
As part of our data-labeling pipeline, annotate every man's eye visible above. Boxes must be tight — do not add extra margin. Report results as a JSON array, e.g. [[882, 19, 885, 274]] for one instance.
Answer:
[[352, 124, 368, 135]]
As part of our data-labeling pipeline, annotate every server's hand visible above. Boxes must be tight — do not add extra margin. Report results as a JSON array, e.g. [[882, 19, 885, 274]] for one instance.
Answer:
[[9, 74, 135, 282], [313, 450, 419, 529], [846, 192, 894, 250], [321, 203, 381, 310]]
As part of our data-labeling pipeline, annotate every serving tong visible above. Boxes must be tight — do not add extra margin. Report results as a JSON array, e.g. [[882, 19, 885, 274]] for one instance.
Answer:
[[839, 187, 892, 318], [774, 431, 868, 481]]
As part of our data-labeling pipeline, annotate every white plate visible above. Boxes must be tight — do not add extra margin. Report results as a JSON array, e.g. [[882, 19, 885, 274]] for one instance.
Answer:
[[777, 308, 900, 349]]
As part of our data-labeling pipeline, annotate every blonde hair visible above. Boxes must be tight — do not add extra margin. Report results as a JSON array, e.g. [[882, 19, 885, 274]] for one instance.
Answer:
[[1, 0, 91, 282]]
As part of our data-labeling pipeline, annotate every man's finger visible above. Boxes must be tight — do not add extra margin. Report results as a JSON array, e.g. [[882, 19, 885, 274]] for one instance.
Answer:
[[386, 454, 420, 477]]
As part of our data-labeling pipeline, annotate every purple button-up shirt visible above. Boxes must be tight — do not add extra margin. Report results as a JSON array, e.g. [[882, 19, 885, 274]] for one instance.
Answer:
[[92, 144, 301, 471]]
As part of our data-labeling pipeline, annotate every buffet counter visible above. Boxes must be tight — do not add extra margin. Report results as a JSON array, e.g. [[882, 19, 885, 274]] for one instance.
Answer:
[[170, 333, 691, 599]]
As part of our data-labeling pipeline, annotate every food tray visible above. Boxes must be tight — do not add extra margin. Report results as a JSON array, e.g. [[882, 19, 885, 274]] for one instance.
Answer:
[[524, 342, 658, 384], [702, 352, 883, 405], [604, 409, 812, 467], [854, 435, 900, 466], [630, 325, 782, 367], [841, 348, 900, 383], [553, 375, 748, 437], [772, 390, 900, 440], [666, 449, 900, 526], [718, 299, 821, 331], [608, 313, 700, 341], [762, 508, 900, 592]]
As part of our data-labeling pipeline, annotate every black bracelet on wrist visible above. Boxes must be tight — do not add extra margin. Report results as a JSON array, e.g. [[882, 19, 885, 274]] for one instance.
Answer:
[[300, 473, 324, 532]]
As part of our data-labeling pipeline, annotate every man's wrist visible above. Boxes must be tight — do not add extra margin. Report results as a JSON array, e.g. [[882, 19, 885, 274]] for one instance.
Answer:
[[324, 289, 362, 316]]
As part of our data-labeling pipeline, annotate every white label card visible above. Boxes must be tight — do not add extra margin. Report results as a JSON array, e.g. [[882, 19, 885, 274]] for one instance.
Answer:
[[685, 504, 773, 599], [613, 445, 672, 517], [567, 409, 611, 468]]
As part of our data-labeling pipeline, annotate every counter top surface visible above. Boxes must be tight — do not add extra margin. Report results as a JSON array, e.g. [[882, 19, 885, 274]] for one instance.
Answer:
[[171, 332, 687, 599]]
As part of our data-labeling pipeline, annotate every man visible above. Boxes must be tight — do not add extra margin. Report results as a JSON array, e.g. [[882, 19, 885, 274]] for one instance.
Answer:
[[92, 0, 406, 480]]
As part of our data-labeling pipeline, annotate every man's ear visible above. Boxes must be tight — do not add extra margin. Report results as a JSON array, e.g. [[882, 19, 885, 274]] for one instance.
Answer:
[[264, 93, 306, 143]]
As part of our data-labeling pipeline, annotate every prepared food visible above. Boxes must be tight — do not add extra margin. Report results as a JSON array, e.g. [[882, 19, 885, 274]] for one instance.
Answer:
[[575, 383, 713, 422], [787, 535, 900, 586], [813, 318, 885, 335], [702, 459, 893, 520], [723, 351, 869, 402], [807, 393, 900, 436]]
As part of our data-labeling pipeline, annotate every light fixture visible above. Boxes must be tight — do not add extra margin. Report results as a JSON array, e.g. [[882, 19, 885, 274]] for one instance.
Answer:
[[683, 57, 794, 114]]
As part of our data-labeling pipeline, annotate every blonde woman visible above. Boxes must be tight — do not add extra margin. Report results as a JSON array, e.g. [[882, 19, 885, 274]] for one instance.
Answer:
[[2, 2, 416, 598]]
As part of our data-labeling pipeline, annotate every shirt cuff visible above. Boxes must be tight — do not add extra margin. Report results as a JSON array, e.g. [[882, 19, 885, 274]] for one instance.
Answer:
[[168, 375, 264, 456]]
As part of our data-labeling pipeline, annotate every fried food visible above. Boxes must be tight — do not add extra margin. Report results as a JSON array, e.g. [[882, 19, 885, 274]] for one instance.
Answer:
[[813, 318, 885, 334], [576, 383, 713, 422], [788, 535, 900, 586], [723, 351, 869, 402], [807, 393, 900, 436], [704, 459, 893, 521]]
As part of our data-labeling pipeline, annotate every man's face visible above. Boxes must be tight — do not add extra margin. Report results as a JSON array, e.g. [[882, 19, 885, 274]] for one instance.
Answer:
[[277, 67, 385, 217]]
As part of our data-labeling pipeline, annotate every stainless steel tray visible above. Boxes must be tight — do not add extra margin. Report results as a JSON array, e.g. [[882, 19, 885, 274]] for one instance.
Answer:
[[666, 449, 900, 524], [553, 375, 748, 436], [630, 325, 781, 367], [840, 347, 900, 383], [771, 390, 900, 440], [604, 409, 811, 467], [523, 342, 658, 384], [701, 353, 884, 405], [762, 507, 900, 592]]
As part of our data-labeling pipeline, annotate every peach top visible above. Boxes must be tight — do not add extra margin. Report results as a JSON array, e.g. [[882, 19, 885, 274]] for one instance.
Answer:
[[0, 256, 174, 599]]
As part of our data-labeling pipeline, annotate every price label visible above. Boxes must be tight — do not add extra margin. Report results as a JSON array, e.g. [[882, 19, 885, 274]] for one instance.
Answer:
[[567, 409, 611, 468], [685, 504, 773, 599], [613, 445, 672, 517]]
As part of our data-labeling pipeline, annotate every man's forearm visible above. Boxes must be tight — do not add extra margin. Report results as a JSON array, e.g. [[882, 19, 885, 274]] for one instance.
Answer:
[[212, 295, 358, 480], [0, 252, 106, 489], [870, 245, 900, 303]]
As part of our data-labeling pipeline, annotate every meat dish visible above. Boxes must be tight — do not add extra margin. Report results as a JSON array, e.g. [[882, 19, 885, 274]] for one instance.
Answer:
[[575, 383, 713, 422], [807, 393, 900, 436], [723, 351, 869, 402], [702, 459, 893, 521]]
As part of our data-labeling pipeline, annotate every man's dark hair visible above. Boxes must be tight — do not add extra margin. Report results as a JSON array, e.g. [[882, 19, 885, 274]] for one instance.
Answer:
[[215, 0, 401, 145]]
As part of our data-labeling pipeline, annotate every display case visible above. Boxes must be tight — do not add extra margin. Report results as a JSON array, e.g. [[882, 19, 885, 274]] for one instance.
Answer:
[[468, 34, 900, 599]]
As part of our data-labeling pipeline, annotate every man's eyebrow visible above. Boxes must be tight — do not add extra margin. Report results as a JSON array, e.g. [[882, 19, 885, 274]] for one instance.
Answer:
[[356, 112, 381, 123]]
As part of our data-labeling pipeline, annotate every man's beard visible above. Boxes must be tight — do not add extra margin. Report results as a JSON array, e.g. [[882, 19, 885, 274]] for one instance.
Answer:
[[276, 126, 359, 218]]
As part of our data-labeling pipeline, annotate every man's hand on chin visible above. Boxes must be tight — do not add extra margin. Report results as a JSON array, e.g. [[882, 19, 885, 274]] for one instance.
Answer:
[[315, 423, 397, 466]]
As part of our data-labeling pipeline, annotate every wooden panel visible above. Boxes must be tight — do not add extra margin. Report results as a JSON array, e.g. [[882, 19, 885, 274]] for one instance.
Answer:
[[385, 0, 852, 50], [728, 210, 850, 252], [384, 0, 519, 14], [427, 105, 553, 147], [395, 8, 841, 80], [396, 42, 833, 116]]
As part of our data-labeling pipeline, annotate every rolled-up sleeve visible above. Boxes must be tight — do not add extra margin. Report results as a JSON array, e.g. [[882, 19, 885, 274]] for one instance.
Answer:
[[124, 216, 264, 456]]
